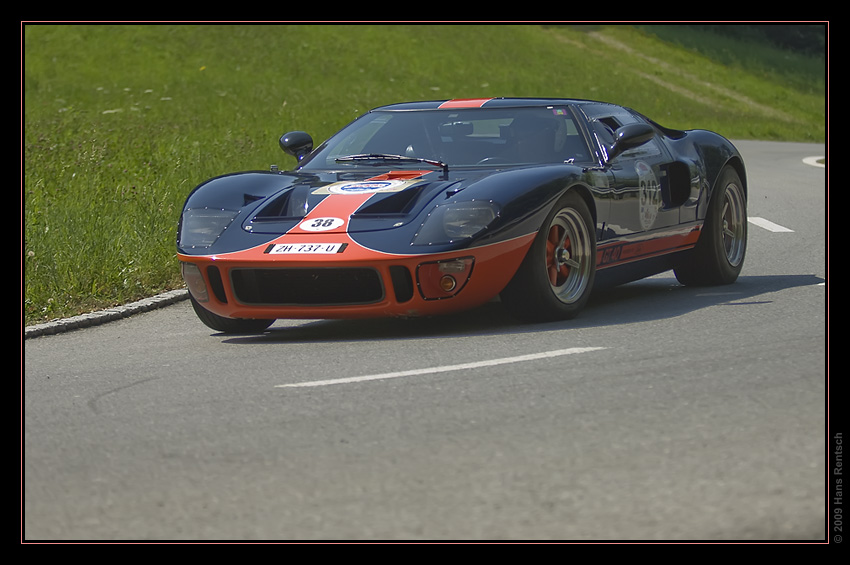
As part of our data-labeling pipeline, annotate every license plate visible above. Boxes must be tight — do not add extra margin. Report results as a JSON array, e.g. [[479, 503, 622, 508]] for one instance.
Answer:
[[266, 242, 347, 255]]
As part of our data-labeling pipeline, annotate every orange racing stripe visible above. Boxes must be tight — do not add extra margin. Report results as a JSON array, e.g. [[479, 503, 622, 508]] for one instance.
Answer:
[[596, 226, 702, 269], [438, 98, 493, 109], [285, 171, 432, 235]]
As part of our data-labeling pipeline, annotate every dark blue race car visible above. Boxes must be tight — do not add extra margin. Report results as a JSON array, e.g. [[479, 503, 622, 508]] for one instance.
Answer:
[[178, 98, 747, 333]]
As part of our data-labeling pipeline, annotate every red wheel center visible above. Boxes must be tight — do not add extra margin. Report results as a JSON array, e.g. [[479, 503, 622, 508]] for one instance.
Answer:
[[546, 225, 571, 286]]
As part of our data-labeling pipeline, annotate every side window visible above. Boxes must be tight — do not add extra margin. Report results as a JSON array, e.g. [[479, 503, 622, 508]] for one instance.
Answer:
[[591, 116, 619, 148], [559, 112, 592, 163]]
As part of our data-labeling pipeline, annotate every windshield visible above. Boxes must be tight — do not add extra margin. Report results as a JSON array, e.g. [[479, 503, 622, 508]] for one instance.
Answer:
[[298, 106, 591, 170]]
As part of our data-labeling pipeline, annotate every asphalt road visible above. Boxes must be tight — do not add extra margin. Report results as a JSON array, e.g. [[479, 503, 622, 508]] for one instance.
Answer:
[[23, 140, 827, 541]]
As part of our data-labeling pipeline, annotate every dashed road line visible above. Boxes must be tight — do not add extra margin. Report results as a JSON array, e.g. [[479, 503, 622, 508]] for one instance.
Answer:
[[275, 347, 607, 388], [749, 217, 794, 233]]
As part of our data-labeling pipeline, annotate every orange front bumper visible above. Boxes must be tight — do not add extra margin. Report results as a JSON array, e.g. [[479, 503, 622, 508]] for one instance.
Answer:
[[178, 232, 534, 320]]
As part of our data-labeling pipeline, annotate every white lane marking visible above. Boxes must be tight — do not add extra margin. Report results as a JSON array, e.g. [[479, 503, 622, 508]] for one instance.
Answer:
[[275, 347, 606, 388], [802, 156, 825, 168], [748, 217, 794, 233]]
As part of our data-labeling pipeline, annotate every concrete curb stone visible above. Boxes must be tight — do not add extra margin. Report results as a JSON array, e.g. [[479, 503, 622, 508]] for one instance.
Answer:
[[24, 289, 189, 339]]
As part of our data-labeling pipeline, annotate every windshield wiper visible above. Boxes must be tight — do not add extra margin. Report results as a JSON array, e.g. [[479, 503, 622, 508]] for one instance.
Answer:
[[335, 153, 448, 176]]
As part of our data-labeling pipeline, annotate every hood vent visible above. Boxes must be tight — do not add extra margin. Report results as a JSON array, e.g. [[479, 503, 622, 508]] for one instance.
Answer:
[[353, 184, 427, 216], [251, 185, 310, 221]]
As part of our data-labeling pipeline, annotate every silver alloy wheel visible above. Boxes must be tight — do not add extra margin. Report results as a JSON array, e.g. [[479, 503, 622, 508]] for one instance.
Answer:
[[721, 180, 747, 267], [545, 207, 593, 304]]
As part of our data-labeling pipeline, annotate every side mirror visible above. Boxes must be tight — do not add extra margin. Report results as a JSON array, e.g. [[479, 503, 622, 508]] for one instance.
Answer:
[[279, 131, 314, 161], [607, 123, 655, 161]]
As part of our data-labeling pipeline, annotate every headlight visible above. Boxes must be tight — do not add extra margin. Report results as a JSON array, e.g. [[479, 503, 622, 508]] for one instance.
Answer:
[[179, 208, 239, 249], [412, 201, 498, 245]]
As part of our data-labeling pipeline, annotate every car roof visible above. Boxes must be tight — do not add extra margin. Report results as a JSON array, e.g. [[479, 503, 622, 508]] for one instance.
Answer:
[[374, 98, 615, 111]]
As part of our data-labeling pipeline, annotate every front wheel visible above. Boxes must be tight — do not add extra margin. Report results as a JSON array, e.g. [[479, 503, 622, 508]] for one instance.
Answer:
[[674, 166, 747, 286], [189, 295, 274, 334], [501, 191, 596, 322]]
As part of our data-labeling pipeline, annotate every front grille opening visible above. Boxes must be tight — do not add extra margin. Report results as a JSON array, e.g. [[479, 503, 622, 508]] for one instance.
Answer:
[[231, 268, 384, 306], [206, 266, 228, 304], [389, 265, 414, 303]]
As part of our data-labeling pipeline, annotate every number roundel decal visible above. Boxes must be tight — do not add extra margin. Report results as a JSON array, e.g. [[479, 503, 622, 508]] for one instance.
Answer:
[[299, 217, 345, 232]]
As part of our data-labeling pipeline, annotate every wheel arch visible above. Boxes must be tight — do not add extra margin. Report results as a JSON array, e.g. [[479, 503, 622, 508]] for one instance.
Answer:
[[562, 182, 598, 228], [499, 185, 597, 322], [721, 156, 747, 198]]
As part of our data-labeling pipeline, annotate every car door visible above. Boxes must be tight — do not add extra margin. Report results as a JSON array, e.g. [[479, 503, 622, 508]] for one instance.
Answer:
[[583, 105, 680, 239]]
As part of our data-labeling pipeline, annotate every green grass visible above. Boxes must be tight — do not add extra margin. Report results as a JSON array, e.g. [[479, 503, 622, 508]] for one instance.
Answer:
[[23, 23, 826, 325]]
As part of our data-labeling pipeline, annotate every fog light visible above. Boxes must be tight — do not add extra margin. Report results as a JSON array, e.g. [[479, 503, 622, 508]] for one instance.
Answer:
[[416, 257, 474, 300], [439, 275, 457, 292]]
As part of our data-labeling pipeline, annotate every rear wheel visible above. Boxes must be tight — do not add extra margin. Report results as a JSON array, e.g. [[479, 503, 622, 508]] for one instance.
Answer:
[[189, 295, 274, 333], [675, 166, 747, 286], [501, 191, 596, 322]]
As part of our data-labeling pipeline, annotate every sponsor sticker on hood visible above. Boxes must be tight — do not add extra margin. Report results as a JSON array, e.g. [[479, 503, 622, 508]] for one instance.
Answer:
[[312, 178, 423, 195]]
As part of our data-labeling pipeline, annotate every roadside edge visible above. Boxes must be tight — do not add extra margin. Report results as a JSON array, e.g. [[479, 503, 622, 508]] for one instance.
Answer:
[[24, 289, 189, 339]]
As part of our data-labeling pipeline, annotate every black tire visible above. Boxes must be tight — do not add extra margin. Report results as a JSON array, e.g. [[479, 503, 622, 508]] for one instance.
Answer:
[[189, 295, 274, 333], [501, 191, 596, 322], [674, 166, 747, 286]]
